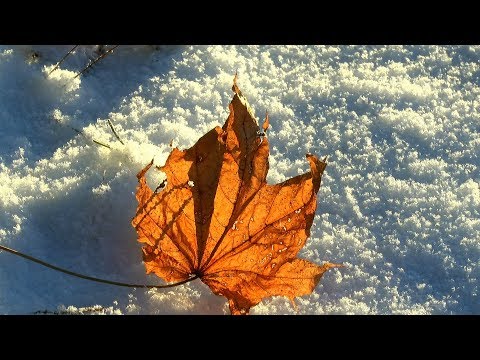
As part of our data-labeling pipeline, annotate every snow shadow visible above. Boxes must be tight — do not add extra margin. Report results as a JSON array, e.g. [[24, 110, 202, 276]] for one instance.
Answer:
[[0, 45, 184, 166], [0, 169, 139, 313]]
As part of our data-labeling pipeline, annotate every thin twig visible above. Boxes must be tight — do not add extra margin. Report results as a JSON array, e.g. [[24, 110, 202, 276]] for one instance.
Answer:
[[46, 45, 79, 78], [107, 119, 125, 145], [73, 45, 119, 80], [0, 244, 198, 289], [92, 139, 112, 149], [53, 119, 112, 149]]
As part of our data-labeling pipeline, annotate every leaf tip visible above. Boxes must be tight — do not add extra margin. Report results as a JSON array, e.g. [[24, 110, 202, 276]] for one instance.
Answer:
[[262, 110, 269, 131], [305, 153, 327, 192], [137, 158, 154, 180], [232, 71, 240, 95], [313, 262, 344, 285], [325, 262, 345, 269]]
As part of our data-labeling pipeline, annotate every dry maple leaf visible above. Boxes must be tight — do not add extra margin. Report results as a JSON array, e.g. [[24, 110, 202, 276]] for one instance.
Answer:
[[132, 77, 341, 314]]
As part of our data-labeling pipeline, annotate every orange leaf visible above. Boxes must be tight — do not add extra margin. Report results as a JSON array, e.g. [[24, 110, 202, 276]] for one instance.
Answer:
[[132, 77, 341, 314]]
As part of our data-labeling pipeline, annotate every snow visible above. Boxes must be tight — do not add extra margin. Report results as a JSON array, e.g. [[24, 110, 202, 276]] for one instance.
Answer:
[[0, 45, 478, 314]]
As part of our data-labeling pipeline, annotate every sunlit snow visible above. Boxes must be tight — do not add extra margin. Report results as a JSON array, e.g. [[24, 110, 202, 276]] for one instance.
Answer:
[[0, 45, 478, 314]]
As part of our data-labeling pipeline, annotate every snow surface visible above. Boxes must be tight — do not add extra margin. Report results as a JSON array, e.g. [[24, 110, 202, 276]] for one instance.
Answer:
[[0, 45, 479, 314]]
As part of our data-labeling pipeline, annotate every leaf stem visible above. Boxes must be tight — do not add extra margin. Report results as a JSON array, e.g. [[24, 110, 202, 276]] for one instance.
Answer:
[[0, 244, 197, 289]]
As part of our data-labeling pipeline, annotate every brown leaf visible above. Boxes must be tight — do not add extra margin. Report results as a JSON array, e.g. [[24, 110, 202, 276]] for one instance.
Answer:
[[132, 78, 341, 314]]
